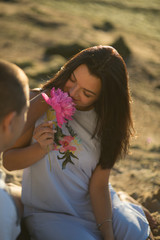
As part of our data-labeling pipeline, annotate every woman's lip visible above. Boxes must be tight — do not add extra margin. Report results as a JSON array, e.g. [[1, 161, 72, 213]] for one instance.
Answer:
[[72, 98, 78, 101], [69, 95, 78, 102], [68, 95, 76, 100]]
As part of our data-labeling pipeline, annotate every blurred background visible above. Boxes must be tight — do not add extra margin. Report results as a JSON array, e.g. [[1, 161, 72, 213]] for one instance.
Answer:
[[0, 0, 160, 238]]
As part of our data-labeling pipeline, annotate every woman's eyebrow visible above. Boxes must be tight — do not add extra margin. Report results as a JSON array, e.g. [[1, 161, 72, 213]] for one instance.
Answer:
[[84, 88, 96, 95], [72, 71, 96, 96]]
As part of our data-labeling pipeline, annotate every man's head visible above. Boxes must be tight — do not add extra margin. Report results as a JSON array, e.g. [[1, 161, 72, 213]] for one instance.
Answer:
[[0, 60, 29, 152]]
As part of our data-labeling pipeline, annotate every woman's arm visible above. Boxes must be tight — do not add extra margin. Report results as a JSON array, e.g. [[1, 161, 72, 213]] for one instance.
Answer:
[[2, 89, 51, 171], [89, 165, 114, 240], [3, 121, 55, 171], [22, 89, 50, 133]]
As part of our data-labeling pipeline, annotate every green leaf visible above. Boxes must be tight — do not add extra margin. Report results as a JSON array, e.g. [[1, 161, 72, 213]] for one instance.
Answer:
[[54, 126, 65, 145], [70, 152, 78, 159], [66, 122, 77, 137], [57, 154, 66, 160], [62, 157, 74, 169], [62, 159, 68, 169]]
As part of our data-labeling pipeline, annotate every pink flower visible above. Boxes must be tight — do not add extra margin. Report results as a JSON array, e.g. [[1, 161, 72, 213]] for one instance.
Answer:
[[146, 137, 152, 144], [42, 88, 76, 128], [59, 136, 76, 152]]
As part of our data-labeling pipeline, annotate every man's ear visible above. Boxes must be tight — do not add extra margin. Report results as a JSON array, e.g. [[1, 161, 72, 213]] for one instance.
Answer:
[[2, 112, 17, 133]]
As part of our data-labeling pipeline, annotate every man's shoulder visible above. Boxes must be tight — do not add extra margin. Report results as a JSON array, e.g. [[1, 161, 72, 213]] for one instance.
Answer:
[[0, 187, 20, 240], [0, 168, 6, 188], [0, 169, 15, 213], [0, 186, 14, 208]]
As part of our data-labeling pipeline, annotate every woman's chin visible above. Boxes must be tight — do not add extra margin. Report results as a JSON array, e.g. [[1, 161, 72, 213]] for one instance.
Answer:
[[75, 105, 94, 111]]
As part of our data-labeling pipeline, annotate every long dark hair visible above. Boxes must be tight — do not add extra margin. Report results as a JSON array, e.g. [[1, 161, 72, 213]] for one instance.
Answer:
[[42, 45, 134, 169]]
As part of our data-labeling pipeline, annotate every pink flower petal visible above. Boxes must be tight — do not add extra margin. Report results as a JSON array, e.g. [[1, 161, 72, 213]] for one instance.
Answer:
[[41, 93, 50, 104], [42, 87, 76, 128]]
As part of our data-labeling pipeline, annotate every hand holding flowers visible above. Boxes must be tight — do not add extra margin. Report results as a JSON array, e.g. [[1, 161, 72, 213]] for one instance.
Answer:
[[33, 121, 57, 155]]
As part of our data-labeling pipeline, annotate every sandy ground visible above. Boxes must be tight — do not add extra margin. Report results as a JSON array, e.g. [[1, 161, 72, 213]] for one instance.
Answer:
[[110, 150, 160, 239]]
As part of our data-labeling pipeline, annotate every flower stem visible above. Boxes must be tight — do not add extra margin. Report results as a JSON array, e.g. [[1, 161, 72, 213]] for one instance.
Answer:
[[47, 146, 52, 171]]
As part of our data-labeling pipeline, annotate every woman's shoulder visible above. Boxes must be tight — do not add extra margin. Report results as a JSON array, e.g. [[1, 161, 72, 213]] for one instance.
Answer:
[[30, 88, 42, 100]]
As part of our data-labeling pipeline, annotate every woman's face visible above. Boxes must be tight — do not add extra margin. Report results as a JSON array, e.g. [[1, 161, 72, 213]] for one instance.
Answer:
[[64, 64, 101, 111]]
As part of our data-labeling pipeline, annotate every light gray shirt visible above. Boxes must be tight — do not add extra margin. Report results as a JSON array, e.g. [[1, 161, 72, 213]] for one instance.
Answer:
[[0, 170, 20, 240]]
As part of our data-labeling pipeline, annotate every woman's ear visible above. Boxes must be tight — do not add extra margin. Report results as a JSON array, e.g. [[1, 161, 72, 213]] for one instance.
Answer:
[[2, 112, 16, 133]]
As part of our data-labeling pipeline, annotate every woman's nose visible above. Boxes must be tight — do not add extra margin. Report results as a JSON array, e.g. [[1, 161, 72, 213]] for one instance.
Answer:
[[69, 85, 79, 98]]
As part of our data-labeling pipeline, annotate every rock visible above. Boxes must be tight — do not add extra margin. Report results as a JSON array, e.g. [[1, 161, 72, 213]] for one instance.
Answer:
[[5, 173, 14, 184], [45, 43, 86, 59], [28, 67, 59, 82], [130, 192, 139, 200], [153, 189, 160, 201], [93, 21, 115, 32], [130, 173, 135, 178], [112, 36, 131, 60], [14, 61, 34, 70], [2, 0, 18, 2], [20, 13, 65, 29], [143, 195, 160, 213], [150, 146, 160, 153]]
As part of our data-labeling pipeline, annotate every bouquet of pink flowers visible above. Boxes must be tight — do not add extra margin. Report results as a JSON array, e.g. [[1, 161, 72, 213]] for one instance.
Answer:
[[42, 87, 76, 128], [41, 87, 76, 170]]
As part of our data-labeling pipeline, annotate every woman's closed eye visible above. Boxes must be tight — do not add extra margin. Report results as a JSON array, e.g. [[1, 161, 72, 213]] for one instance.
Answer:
[[69, 77, 76, 83], [83, 91, 92, 98]]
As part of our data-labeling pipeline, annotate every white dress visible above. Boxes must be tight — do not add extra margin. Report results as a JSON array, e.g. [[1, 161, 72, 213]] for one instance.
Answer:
[[22, 109, 150, 240]]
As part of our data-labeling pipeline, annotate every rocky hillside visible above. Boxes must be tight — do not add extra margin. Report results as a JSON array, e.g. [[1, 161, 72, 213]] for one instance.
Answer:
[[0, 0, 160, 238]]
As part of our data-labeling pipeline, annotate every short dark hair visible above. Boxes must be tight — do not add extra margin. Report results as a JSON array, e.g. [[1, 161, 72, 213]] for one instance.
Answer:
[[42, 46, 134, 169], [0, 60, 28, 122]]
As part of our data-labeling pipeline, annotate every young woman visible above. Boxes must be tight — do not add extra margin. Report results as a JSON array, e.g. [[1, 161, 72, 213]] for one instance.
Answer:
[[3, 46, 152, 240]]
